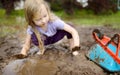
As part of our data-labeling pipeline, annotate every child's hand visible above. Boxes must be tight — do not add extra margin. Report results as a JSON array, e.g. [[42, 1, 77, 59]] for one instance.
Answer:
[[72, 46, 80, 51], [72, 46, 80, 56], [12, 54, 27, 59], [72, 51, 79, 56]]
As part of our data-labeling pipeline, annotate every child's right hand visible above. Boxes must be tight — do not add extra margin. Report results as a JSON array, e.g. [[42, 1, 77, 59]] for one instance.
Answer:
[[12, 54, 27, 59]]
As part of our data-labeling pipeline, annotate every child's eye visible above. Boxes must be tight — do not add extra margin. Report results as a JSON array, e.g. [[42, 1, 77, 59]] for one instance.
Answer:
[[35, 18, 42, 21]]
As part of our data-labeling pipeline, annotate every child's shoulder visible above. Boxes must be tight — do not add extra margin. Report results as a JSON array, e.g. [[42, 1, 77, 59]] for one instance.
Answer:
[[26, 26, 33, 35]]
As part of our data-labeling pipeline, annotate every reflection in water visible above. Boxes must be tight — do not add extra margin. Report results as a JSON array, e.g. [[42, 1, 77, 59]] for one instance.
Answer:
[[3, 58, 57, 75]]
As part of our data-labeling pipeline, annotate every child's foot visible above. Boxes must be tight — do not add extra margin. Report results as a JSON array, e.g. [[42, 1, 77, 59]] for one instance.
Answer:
[[34, 51, 44, 58], [36, 51, 42, 55], [12, 54, 27, 59], [36, 50, 45, 55]]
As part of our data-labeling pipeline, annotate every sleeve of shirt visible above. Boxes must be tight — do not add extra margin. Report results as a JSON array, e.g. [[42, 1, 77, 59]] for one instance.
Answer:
[[26, 26, 33, 35], [53, 19, 65, 30]]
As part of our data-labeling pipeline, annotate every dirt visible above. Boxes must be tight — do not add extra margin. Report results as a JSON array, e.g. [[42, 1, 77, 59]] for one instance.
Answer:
[[0, 25, 120, 75]]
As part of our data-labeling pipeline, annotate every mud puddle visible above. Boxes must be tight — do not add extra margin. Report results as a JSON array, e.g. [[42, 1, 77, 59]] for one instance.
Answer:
[[3, 58, 57, 75]]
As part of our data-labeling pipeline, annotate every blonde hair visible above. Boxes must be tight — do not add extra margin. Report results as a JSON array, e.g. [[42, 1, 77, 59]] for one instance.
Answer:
[[24, 0, 58, 54], [24, 0, 57, 27]]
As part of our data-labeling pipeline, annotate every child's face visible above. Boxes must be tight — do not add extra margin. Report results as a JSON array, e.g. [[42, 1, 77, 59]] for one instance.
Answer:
[[33, 4, 49, 27]]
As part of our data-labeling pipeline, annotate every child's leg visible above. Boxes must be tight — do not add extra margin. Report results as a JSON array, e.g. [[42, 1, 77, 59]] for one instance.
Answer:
[[31, 30, 72, 45], [31, 33, 39, 46], [44, 30, 72, 45], [31, 30, 73, 52], [31, 30, 79, 56], [31, 33, 46, 55]]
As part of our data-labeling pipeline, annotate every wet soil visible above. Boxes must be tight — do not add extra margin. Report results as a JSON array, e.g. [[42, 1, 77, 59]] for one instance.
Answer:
[[0, 25, 120, 75]]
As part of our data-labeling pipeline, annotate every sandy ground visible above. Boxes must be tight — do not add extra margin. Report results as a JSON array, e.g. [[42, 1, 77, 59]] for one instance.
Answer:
[[0, 25, 120, 75]]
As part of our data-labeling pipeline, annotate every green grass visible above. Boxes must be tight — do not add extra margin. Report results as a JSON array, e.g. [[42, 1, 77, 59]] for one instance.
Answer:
[[0, 9, 25, 26], [0, 9, 26, 37], [55, 10, 120, 28], [0, 9, 120, 37]]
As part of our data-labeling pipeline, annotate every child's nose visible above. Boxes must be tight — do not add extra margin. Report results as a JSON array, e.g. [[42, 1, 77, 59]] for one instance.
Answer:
[[42, 18, 46, 24]]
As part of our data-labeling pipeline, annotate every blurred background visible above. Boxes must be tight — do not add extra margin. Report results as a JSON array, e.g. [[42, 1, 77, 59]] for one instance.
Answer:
[[0, 0, 120, 37]]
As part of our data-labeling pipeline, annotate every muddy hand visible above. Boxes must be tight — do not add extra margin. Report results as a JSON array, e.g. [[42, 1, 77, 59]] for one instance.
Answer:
[[12, 54, 27, 59], [72, 46, 80, 51], [72, 46, 80, 56]]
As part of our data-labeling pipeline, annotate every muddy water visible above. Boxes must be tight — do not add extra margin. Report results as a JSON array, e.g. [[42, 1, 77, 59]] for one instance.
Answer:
[[3, 58, 58, 75]]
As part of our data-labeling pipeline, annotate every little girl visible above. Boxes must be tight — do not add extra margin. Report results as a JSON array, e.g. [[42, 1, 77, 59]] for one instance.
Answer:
[[15, 0, 80, 58]]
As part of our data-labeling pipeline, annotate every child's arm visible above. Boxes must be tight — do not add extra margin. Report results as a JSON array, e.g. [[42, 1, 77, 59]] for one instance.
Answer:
[[63, 23, 80, 49], [20, 33, 31, 56]]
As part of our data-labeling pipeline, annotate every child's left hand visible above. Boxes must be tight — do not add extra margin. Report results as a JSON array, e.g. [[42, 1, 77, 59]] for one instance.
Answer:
[[72, 46, 80, 51], [72, 46, 80, 56], [72, 51, 79, 56]]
